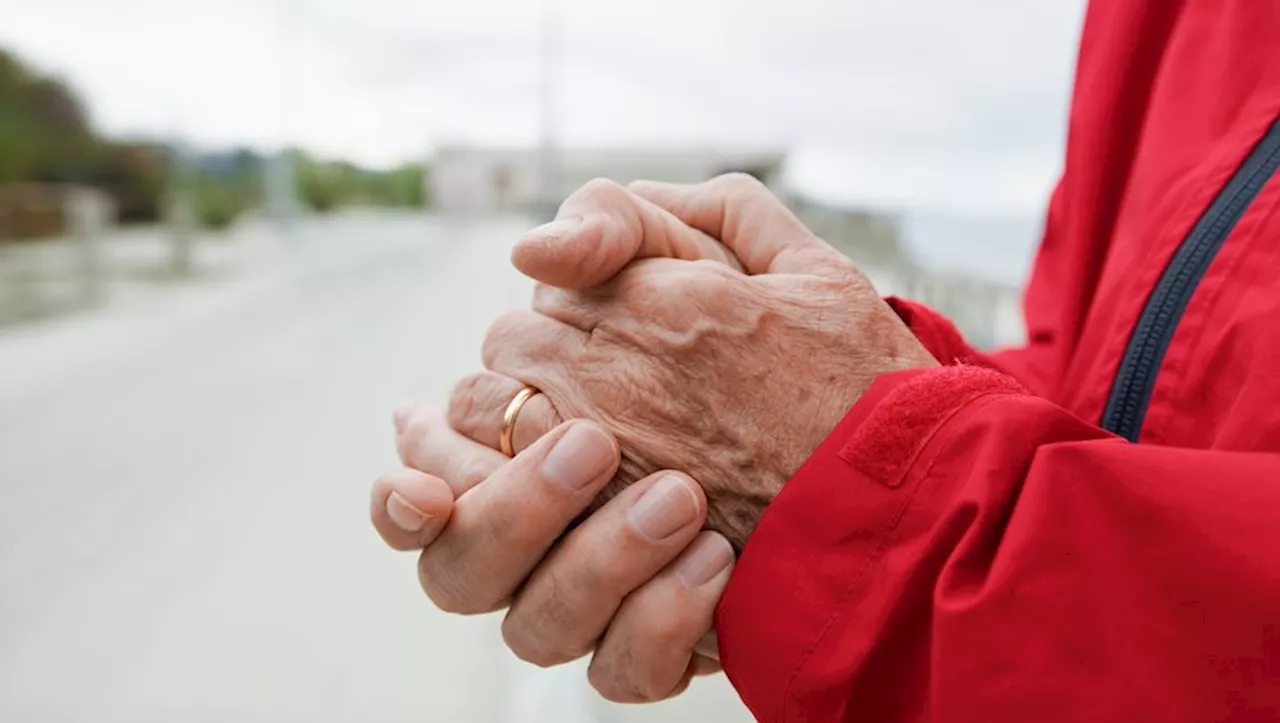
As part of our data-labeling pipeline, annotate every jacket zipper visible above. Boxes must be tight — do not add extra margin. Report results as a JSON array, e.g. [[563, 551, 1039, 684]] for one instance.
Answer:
[[1101, 117, 1280, 442]]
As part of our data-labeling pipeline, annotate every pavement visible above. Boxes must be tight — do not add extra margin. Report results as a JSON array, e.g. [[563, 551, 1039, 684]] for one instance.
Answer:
[[0, 211, 753, 722]]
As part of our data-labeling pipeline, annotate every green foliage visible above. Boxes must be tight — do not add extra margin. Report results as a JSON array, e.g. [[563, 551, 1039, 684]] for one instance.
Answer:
[[192, 174, 245, 230], [0, 49, 94, 186], [189, 148, 263, 230], [292, 152, 428, 212], [292, 154, 344, 213], [0, 49, 174, 228], [385, 164, 427, 208], [0, 46, 432, 241]]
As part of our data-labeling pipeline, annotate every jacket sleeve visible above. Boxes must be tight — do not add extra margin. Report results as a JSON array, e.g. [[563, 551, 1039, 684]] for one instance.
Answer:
[[715, 335, 1280, 722]]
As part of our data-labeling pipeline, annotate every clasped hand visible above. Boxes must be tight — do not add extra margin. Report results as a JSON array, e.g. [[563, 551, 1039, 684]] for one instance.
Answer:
[[370, 173, 934, 702]]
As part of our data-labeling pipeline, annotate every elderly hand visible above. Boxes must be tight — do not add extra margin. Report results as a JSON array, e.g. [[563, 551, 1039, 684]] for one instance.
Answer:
[[451, 174, 938, 549], [368, 179, 757, 704]]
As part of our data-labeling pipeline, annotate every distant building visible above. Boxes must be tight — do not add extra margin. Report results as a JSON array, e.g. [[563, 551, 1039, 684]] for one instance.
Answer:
[[428, 146, 788, 215], [789, 198, 905, 272]]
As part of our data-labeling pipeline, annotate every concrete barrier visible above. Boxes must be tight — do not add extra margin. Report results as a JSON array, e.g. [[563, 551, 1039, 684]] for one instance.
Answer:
[[0, 186, 116, 325]]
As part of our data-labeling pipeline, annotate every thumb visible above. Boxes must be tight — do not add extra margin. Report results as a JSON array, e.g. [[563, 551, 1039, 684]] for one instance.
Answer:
[[510, 178, 742, 289], [629, 173, 847, 277]]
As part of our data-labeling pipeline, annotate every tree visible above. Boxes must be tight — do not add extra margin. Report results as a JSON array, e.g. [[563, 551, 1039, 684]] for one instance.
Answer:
[[0, 50, 96, 182], [0, 49, 176, 230]]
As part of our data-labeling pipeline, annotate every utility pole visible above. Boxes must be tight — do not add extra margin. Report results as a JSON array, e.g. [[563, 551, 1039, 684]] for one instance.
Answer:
[[269, 0, 300, 239], [166, 139, 195, 277], [68, 187, 107, 306], [266, 150, 298, 233], [535, 0, 561, 221]]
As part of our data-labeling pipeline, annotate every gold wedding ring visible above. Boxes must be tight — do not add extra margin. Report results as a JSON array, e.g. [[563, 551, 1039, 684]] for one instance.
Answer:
[[500, 385, 541, 457]]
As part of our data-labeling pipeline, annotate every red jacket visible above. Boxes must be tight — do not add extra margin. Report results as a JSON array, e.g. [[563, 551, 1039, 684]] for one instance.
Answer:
[[715, 2, 1280, 721]]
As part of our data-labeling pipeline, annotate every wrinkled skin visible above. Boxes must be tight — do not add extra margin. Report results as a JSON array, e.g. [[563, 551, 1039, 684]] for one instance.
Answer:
[[462, 189, 937, 549]]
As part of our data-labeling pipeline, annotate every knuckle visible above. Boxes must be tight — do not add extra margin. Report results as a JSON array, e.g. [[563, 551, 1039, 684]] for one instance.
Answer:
[[587, 663, 630, 703], [532, 282, 582, 321], [480, 310, 527, 368], [418, 552, 499, 615], [713, 171, 766, 195], [684, 260, 736, 295], [568, 178, 640, 234], [484, 309, 524, 343], [398, 414, 439, 468], [445, 374, 486, 431], [453, 456, 494, 491], [614, 260, 668, 298], [587, 659, 660, 704], [642, 607, 696, 650], [633, 677, 674, 703], [402, 412, 434, 443], [502, 615, 592, 668], [552, 527, 633, 598], [530, 282, 558, 310], [502, 564, 602, 667], [577, 176, 627, 202]]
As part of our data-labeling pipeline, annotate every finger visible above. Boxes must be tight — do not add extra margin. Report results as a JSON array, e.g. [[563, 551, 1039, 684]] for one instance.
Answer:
[[393, 399, 417, 433], [531, 256, 734, 332], [502, 471, 707, 668], [587, 531, 735, 703], [531, 282, 604, 332], [448, 371, 563, 456], [481, 309, 586, 386], [629, 174, 847, 277], [691, 654, 722, 677], [511, 178, 742, 290], [418, 420, 619, 615], [369, 468, 454, 551], [693, 631, 719, 661], [395, 401, 506, 497]]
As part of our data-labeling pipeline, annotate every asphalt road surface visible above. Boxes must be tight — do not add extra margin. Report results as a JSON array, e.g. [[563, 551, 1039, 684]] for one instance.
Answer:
[[0, 213, 753, 722]]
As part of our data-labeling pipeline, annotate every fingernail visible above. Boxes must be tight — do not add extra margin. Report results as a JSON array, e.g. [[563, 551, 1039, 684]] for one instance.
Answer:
[[541, 423, 615, 492], [524, 217, 581, 242], [393, 400, 416, 433], [386, 491, 427, 532], [678, 534, 734, 588], [627, 475, 699, 541]]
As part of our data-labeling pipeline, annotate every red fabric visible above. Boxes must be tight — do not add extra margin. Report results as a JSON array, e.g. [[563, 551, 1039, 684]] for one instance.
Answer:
[[716, 1, 1280, 720], [837, 364, 1024, 486]]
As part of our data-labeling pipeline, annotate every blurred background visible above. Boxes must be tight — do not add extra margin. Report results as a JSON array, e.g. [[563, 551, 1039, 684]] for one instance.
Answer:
[[0, 0, 1084, 720]]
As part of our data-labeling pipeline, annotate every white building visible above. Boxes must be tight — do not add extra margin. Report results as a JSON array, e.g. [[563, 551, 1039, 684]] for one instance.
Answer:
[[428, 146, 787, 214]]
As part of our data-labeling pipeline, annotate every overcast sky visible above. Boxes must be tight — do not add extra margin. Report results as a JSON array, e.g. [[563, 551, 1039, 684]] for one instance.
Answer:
[[2, 0, 1086, 219]]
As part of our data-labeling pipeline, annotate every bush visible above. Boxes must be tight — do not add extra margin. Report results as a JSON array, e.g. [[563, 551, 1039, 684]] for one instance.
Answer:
[[291, 152, 428, 211], [294, 159, 342, 213], [191, 174, 247, 231], [386, 164, 427, 208], [85, 142, 170, 224]]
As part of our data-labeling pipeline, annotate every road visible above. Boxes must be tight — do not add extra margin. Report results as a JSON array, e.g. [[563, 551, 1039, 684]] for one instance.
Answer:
[[0, 213, 753, 722]]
